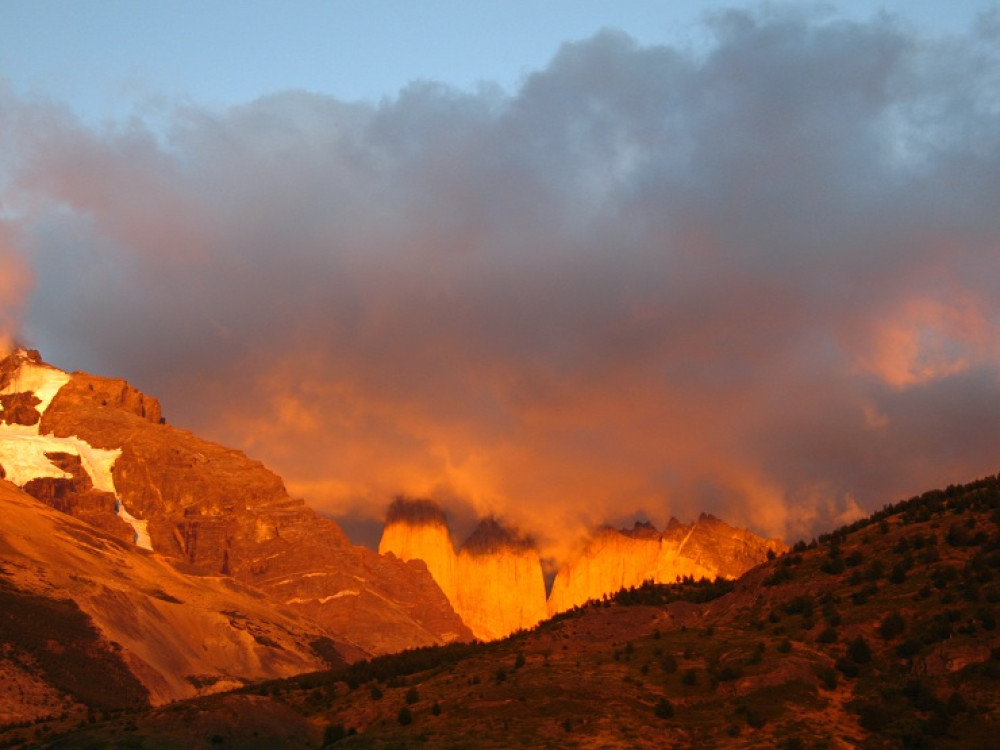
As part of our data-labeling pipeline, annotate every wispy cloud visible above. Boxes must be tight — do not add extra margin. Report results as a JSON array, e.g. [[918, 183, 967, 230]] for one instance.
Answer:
[[4, 7, 1000, 556]]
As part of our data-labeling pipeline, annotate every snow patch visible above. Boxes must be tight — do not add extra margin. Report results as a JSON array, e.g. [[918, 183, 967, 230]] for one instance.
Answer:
[[0, 426, 74, 485], [0, 423, 120, 493], [0, 360, 71, 414], [116, 499, 153, 551], [285, 590, 360, 605], [0, 368, 153, 552]]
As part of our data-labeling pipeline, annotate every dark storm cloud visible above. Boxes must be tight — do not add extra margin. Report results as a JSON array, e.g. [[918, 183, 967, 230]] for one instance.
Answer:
[[4, 7, 1000, 556]]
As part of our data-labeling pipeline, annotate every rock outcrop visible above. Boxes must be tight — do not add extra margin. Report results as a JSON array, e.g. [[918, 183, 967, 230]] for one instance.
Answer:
[[380, 499, 785, 635], [0, 350, 471, 657], [455, 519, 549, 640], [547, 515, 787, 614], [0, 479, 332, 708], [379, 501, 549, 640], [379, 497, 458, 603]]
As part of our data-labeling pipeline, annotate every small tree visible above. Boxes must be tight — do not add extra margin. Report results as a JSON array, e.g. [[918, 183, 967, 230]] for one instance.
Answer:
[[323, 724, 347, 746], [848, 635, 872, 664], [879, 612, 905, 640], [405, 687, 419, 704], [654, 698, 675, 719], [397, 706, 413, 725]]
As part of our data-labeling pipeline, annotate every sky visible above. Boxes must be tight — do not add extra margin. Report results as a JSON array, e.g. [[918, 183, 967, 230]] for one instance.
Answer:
[[2, 2, 1000, 558]]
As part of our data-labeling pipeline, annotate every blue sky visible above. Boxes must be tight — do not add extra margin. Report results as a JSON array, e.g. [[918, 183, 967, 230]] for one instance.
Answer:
[[3, 2, 1000, 551], [2, 1, 996, 125]]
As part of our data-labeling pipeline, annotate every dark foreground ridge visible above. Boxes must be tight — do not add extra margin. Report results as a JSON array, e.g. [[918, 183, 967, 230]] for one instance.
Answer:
[[20, 473, 1000, 749]]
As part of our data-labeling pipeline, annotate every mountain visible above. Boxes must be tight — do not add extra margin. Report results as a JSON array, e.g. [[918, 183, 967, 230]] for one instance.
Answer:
[[0, 479, 333, 718], [380, 501, 548, 640], [454, 518, 549, 641], [380, 497, 782, 637], [0, 349, 472, 697], [378, 498, 458, 604], [33, 474, 1000, 749], [548, 514, 788, 614]]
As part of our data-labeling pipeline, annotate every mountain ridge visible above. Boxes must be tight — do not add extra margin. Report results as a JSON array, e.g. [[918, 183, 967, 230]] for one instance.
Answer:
[[0, 349, 473, 718], [27, 472, 1000, 749], [379, 496, 785, 635]]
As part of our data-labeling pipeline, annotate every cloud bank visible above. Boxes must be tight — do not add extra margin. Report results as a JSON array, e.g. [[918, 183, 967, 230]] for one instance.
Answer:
[[4, 7, 1000, 556]]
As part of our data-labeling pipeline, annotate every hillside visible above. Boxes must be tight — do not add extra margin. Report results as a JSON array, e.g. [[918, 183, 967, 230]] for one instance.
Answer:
[[0, 480, 339, 718], [23, 474, 1000, 749]]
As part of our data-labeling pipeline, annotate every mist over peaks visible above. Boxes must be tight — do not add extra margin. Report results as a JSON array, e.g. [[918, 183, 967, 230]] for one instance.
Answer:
[[3, 8, 1000, 555]]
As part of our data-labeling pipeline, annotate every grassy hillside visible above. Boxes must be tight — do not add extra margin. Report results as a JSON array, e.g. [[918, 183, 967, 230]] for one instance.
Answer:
[[15, 475, 1000, 749]]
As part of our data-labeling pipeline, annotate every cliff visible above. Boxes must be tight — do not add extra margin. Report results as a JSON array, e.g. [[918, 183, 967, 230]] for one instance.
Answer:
[[379, 504, 549, 640], [455, 519, 549, 641], [548, 515, 787, 614]]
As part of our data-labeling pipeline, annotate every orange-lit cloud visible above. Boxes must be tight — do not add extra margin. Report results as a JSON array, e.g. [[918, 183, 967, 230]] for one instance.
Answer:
[[5, 10, 1000, 558], [854, 294, 993, 388]]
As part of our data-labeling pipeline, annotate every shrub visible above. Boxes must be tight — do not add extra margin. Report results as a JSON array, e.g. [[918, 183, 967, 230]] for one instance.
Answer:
[[835, 657, 859, 678], [879, 612, 906, 640], [745, 708, 766, 729], [821, 558, 845, 575], [681, 668, 698, 686], [397, 706, 413, 725], [654, 698, 675, 719], [716, 664, 742, 682], [323, 724, 347, 746], [847, 636, 872, 664], [817, 627, 838, 644], [816, 665, 838, 690], [405, 687, 419, 704], [857, 701, 887, 732]]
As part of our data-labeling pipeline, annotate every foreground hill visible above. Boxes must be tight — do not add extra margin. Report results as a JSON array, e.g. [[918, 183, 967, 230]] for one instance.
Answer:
[[28, 474, 1000, 749]]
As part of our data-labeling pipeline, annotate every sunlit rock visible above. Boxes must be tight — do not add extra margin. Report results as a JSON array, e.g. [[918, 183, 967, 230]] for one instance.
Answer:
[[548, 515, 787, 614], [455, 518, 549, 641]]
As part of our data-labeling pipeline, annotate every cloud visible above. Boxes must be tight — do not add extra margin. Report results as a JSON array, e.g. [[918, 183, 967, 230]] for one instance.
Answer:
[[4, 8, 1000, 558]]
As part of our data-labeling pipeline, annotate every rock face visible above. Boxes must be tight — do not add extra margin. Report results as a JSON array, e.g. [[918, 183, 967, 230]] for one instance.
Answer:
[[380, 499, 785, 635], [379, 498, 458, 603], [0, 350, 471, 658], [547, 515, 787, 615], [379, 501, 549, 640], [0, 479, 332, 709], [455, 519, 549, 641]]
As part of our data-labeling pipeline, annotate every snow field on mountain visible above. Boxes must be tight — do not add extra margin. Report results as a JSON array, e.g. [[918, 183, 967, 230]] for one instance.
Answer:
[[0, 357, 152, 550], [0, 358, 71, 413]]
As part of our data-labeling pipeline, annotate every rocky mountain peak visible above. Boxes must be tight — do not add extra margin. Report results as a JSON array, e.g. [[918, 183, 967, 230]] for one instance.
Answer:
[[460, 516, 535, 556], [384, 496, 449, 528], [621, 520, 660, 539]]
